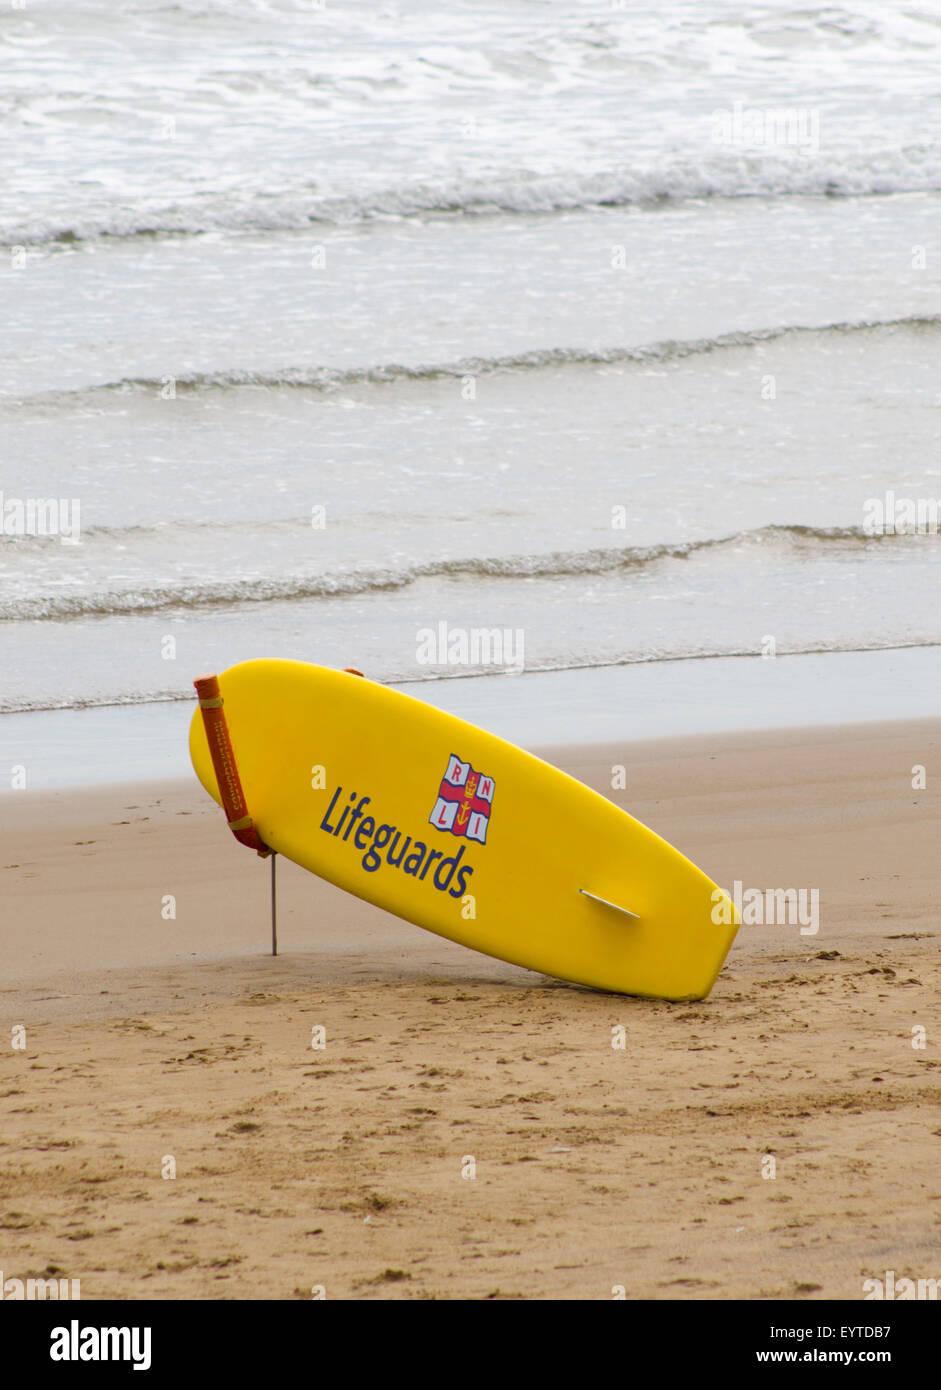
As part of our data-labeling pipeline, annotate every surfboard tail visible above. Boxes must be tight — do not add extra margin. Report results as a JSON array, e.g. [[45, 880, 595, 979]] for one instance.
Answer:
[[193, 673, 271, 856]]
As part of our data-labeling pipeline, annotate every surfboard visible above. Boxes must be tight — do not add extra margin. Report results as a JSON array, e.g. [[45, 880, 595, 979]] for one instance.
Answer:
[[189, 659, 739, 1000]]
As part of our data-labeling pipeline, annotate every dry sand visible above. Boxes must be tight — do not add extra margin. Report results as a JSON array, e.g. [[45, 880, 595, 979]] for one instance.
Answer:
[[1, 719, 939, 1300]]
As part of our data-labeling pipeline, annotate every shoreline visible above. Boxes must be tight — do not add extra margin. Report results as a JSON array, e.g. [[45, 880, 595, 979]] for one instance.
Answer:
[[3, 642, 941, 791]]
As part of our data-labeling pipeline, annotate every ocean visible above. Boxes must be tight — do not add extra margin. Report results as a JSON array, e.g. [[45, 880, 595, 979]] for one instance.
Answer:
[[2, 0, 940, 779]]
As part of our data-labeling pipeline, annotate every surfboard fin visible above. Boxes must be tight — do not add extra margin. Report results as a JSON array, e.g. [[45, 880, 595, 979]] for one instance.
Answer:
[[579, 888, 640, 920]]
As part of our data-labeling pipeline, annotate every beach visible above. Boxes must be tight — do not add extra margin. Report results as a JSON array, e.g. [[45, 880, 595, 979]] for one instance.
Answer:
[[3, 0, 941, 1310], [2, 718, 938, 1300]]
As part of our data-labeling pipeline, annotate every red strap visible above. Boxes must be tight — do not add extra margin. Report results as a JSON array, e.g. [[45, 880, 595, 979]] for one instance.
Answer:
[[194, 674, 270, 855]]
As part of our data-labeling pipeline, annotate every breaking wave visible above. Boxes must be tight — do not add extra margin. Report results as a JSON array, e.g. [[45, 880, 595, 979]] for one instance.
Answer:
[[10, 148, 941, 248], [0, 523, 925, 622], [8, 314, 941, 404]]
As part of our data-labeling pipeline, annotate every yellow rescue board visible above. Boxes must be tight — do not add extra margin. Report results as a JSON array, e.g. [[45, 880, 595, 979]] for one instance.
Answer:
[[189, 659, 739, 1000]]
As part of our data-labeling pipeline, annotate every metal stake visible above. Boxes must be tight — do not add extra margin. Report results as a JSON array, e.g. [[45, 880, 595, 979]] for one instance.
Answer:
[[271, 852, 278, 956]]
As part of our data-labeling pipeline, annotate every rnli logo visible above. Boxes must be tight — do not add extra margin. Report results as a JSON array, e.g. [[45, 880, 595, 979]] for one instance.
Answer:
[[429, 754, 495, 845]]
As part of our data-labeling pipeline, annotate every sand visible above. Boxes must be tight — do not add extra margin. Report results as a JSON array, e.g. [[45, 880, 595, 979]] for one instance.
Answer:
[[1, 719, 939, 1300]]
